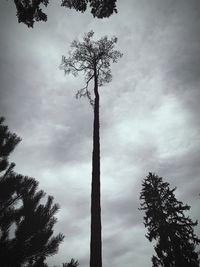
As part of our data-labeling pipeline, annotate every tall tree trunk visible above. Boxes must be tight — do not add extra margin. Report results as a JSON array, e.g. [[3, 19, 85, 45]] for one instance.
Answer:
[[90, 70, 102, 267]]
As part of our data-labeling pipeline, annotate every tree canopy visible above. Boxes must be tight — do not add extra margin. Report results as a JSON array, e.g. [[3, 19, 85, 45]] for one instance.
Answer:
[[13, 0, 117, 27], [140, 173, 200, 267], [60, 30, 122, 105], [61, 0, 117, 18]]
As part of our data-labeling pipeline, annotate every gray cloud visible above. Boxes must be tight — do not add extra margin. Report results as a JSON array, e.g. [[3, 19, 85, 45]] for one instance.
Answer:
[[0, 0, 200, 266]]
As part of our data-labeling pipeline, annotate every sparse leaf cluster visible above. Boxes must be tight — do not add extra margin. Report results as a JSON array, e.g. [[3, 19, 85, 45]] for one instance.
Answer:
[[60, 30, 122, 105]]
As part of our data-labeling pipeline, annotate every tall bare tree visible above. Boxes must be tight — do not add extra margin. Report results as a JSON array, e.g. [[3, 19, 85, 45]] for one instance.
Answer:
[[60, 30, 122, 267]]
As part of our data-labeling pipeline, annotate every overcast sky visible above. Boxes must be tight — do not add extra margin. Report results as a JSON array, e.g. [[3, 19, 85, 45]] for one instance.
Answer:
[[0, 0, 200, 266]]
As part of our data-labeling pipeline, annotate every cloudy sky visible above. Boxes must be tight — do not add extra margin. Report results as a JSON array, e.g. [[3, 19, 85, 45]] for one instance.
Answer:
[[0, 0, 200, 266]]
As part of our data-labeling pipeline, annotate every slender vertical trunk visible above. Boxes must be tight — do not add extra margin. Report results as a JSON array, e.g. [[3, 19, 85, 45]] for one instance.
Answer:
[[90, 70, 102, 267]]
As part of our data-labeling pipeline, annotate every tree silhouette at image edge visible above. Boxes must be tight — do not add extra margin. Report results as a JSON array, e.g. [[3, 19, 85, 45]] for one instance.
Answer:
[[13, 0, 117, 27], [140, 172, 200, 267], [0, 117, 78, 267]]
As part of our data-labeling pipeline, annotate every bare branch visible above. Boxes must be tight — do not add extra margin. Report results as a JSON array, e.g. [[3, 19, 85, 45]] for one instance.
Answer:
[[76, 74, 95, 107]]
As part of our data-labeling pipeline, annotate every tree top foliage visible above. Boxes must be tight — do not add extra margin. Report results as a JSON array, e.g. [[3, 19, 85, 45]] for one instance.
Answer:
[[14, 0, 117, 27], [140, 173, 200, 267], [140, 173, 200, 242], [60, 30, 122, 104]]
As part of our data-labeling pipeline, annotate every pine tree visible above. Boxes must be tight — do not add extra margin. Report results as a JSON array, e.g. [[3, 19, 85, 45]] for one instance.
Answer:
[[0, 117, 64, 267], [60, 31, 122, 267], [62, 258, 79, 267], [140, 172, 200, 267], [0, 116, 22, 242]]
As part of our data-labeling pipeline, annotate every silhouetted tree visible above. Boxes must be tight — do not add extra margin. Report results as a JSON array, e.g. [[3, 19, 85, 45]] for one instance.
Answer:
[[0, 117, 64, 267], [140, 172, 200, 267], [13, 0, 48, 27], [61, 0, 117, 18], [62, 258, 79, 267], [13, 0, 117, 27], [60, 31, 122, 267], [0, 117, 21, 219]]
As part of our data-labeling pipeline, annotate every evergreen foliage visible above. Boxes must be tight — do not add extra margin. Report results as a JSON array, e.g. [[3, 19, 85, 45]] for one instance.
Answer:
[[0, 117, 64, 267], [62, 258, 79, 267], [140, 172, 200, 267]]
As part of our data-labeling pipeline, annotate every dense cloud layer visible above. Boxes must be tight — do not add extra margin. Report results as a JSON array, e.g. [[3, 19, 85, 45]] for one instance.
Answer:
[[0, 1, 200, 266]]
